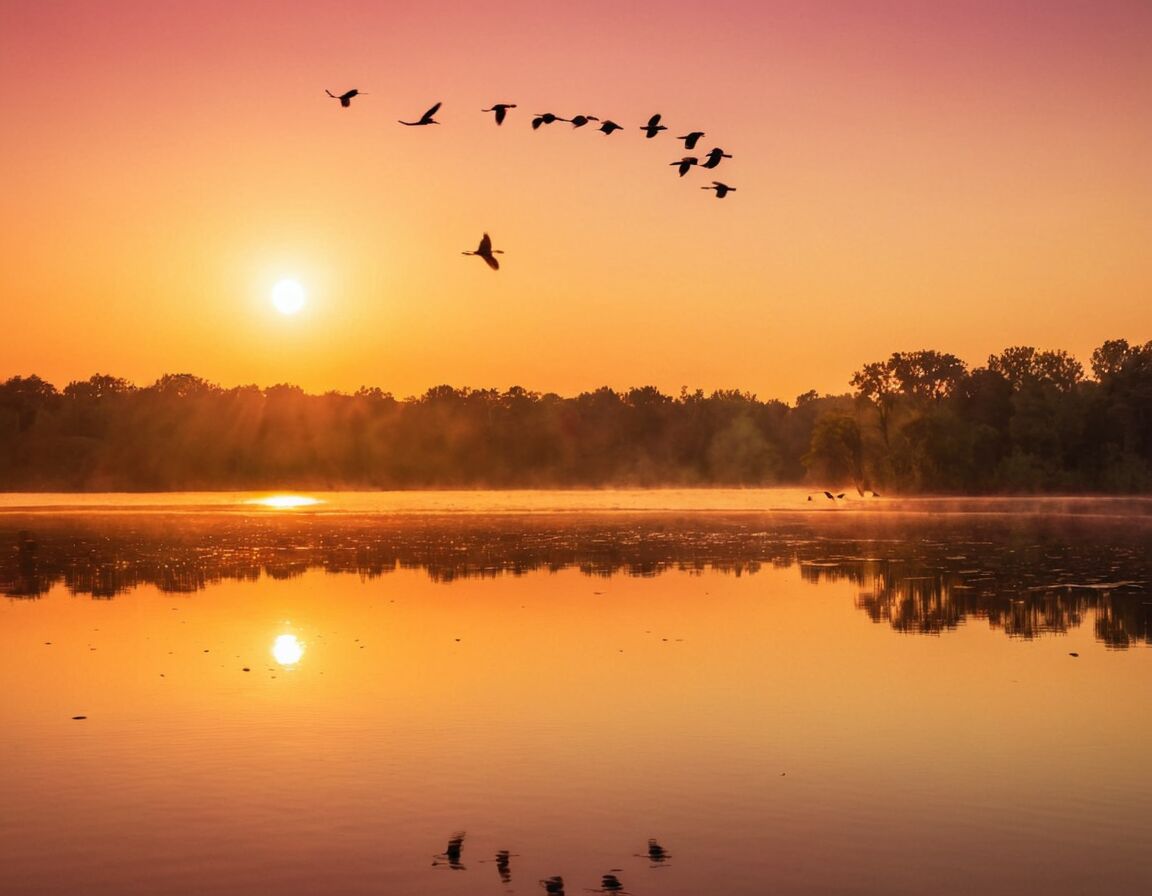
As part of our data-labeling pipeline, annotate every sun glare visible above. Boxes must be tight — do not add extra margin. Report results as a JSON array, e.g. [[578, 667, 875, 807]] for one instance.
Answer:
[[246, 495, 322, 509], [271, 278, 306, 315], [272, 634, 305, 666]]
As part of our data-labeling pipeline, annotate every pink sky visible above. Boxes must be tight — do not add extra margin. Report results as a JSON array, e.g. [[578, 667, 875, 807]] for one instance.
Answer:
[[2, 0, 1149, 400]]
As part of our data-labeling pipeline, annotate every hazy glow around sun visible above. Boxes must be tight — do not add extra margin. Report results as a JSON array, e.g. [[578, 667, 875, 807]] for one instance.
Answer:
[[271, 278, 306, 315]]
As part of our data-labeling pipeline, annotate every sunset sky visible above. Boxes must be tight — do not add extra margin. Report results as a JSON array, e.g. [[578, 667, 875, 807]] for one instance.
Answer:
[[2, 0, 1149, 402]]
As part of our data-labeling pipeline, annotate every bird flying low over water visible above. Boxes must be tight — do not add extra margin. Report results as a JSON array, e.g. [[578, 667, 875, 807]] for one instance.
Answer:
[[531, 112, 565, 129], [326, 88, 361, 107], [597, 120, 623, 135], [568, 114, 599, 127], [399, 102, 442, 125], [462, 233, 504, 270], [671, 156, 698, 176], [641, 113, 668, 138], [701, 147, 732, 169], [702, 181, 735, 198], [482, 103, 517, 125], [678, 131, 705, 149]]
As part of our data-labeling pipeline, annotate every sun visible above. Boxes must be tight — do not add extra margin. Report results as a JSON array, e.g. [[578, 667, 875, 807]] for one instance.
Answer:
[[271, 278, 306, 315]]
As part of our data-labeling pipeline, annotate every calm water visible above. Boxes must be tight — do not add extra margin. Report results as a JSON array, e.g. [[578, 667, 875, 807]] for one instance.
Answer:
[[2, 491, 1150, 895]]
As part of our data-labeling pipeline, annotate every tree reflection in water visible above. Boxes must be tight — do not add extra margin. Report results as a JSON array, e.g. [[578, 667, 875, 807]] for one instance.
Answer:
[[2, 512, 1149, 647]]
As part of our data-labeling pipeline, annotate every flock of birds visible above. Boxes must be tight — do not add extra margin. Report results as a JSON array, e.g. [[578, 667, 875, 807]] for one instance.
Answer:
[[432, 832, 671, 893], [326, 90, 738, 271]]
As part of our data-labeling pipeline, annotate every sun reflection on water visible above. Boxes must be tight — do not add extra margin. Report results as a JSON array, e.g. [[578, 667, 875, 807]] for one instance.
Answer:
[[272, 634, 305, 666], [246, 495, 322, 509]]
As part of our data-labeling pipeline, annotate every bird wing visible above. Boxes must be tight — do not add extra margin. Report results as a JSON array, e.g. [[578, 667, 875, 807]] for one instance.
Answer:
[[478, 233, 492, 254], [484, 254, 500, 271], [647, 114, 661, 126], [422, 101, 442, 120], [495, 107, 506, 124]]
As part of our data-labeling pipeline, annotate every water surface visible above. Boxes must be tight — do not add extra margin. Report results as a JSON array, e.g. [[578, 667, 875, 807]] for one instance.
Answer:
[[2, 492, 1150, 895]]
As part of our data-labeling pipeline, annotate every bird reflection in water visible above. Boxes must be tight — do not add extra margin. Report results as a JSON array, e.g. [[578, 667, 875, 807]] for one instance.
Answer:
[[596, 871, 628, 893], [642, 838, 671, 866], [433, 832, 466, 870], [495, 849, 513, 884]]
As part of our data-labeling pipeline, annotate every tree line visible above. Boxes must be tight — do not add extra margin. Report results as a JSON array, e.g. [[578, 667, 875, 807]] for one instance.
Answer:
[[1, 338, 1149, 492]]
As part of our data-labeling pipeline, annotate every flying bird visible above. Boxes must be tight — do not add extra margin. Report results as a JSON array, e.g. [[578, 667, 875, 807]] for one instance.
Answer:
[[597, 120, 623, 135], [462, 233, 504, 270], [677, 131, 705, 149], [701, 147, 732, 169], [325, 88, 362, 108], [531, 112, 565, 129], [399, 102, 442, 126], [702, 181, 735, 198], [640, 113, 667, 138], [482, 103, 517, 125], [670, 156, 699, 176], [568, 114, 599, 128]]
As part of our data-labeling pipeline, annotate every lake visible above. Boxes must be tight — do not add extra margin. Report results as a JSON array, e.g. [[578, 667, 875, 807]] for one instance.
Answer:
[[2, 490, 1150, 895]]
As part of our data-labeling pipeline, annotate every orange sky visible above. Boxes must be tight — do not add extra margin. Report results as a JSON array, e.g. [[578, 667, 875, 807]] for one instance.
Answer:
[[2, 0, 1149, 402]]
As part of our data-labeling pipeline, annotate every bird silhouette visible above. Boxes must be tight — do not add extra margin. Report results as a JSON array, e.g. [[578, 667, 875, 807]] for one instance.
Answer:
[[531, 112, 566, 129], [540, 875, 565, 894], [702, 181, 735, 198], [700, 147, 732, 169], [597, 120, 623, 135], [568, 114, 600, 128], [462, 233, 504, 270], [640, 114, 667, 138], [482, 103, 517, 125], [677, 131, 705, 149], [670, 156, 699, 177], [325, 88, 362, 108], [399, 102, 442, 126]]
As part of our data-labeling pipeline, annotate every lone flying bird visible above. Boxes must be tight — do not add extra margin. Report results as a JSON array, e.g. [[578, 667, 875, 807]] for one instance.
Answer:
[[462, 233, 504, 270], [677, 131, 705, 149], [597, 120, 623, 135], [482, 103, 517, 125], [670, 156, 698, 176], [568, 114, 599, 127], [640, 113, 667, 138], [702, 181, 735, 198], [325, 88, 362, 107], [399, 102, 442, 125], [701, 147, 732, 169], [531, 112, 565, 129]]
